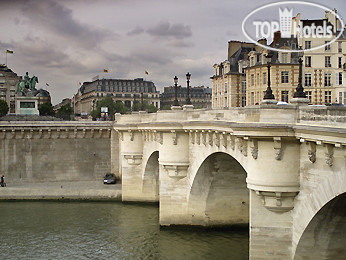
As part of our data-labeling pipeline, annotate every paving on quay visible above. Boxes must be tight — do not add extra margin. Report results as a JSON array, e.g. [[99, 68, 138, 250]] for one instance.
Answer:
[[0, 181, 122, 201]]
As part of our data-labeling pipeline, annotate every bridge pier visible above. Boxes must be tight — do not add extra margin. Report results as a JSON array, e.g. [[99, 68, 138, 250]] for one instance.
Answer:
[[159, 130, 190, 225], [120, 130, 145, 201]]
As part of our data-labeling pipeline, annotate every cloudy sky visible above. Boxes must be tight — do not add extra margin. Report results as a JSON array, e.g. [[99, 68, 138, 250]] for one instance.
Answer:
[[0, 0, 344, 105]]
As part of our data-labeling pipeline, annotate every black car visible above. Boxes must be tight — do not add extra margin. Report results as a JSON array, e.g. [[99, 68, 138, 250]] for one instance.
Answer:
[[103, 173, 116, 184]]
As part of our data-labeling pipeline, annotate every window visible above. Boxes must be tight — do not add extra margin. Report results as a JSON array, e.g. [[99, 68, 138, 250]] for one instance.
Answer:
[[305, 56, 311, 67], [338, 42, 342, 53], [339, 72, 343, 85], [257, 73, 259, 85], [324, 91, 332, 104], [339, 57, 342, 68], [263, 72, 267, 84], [305, 73, 312, 87], [224, 97, 227, 107], [241, 96, 246, 107], [225, 82, 228, 93], [305, 41, 311, 49], [325, 56, 331, 67], [257, 54, 261, 63], [251, 92, 254, 105], [339, 92, 343, 104], [241, 81, 246, 94], [281, 91, 289, 103], [325, 41, 331, 51], [282, 53, 288, 63], [344, 92, 346, 105], [251, 74, 254, 86], [242, 68, 246, 76], [281, 71, 289, 83], [324, 73, 331, 86], [306, 91, 312, 103]]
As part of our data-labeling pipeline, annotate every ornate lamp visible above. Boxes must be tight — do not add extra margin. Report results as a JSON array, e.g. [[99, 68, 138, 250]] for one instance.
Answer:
[[186, 72, 191, 105], [293, 47, 307, 98], [173, 76, 179, 106], [263, 53, 275, 100]]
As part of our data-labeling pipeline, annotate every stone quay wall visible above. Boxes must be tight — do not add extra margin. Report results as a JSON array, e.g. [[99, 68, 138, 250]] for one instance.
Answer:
[[0, 121, 117, 184]]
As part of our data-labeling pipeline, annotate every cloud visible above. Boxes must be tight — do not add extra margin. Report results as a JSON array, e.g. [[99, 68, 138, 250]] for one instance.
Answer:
[[147, 21, 192, 39], [127, 26, 145, 36], [19, 0, 116, 49]]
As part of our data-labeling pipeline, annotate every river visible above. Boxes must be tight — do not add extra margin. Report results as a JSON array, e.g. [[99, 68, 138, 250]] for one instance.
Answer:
[[0, 201, 248, 259]]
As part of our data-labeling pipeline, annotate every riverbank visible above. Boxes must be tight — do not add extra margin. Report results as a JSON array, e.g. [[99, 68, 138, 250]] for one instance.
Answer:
[[0, 181, 122, 201]]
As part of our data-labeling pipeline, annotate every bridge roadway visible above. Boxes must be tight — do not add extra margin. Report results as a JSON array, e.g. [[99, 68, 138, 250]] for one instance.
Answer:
[[114, 105, 346, 260]]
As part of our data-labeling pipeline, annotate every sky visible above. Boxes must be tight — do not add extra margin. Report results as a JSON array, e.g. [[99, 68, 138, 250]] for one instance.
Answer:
[[0, 0, 344, 105]]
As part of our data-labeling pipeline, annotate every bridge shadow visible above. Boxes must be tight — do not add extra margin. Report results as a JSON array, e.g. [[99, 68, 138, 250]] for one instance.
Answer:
[[294, 192, 346, 260], [187, 152, 249, 228]]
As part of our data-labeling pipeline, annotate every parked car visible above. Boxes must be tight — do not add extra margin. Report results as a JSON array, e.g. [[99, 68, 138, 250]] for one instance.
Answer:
[[103, 173, 116, 184]]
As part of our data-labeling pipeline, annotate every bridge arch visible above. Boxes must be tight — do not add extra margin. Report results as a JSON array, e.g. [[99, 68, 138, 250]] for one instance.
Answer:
[[142, 151, 159, 202], [293, 171, 346, 259], [294, 192, 346, 259], [187, 152, 249, 226]]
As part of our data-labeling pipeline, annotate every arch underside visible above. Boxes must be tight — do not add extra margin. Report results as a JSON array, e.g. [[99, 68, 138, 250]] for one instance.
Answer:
[[188, 152, 249, 226], [142, 151, 159, 202], [294, 192, 346, 260]]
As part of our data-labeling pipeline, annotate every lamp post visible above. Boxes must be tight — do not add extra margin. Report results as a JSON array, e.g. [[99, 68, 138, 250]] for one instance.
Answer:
[[263, 53, 275, 100], [173, 76, 179, 106], [293, 48, 306, 98], [186, 72, 191, 105]]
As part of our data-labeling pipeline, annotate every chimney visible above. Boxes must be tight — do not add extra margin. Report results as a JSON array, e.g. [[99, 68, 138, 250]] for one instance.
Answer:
[[273, 31, 281, 45]]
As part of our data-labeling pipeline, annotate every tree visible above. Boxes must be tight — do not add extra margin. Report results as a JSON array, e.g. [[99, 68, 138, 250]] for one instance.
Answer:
[[146, 104, 158, 113], [132, 101, 141, 112], [91, 97, 128, 119], [38, 102, 55, 116], [0, 100, 9, 117], [57, 104, 73, 116], [162, 105, 171, 110]]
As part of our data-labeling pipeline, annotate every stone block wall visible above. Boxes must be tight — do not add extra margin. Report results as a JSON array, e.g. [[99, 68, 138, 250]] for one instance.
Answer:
[[0, 123, 117, 183]]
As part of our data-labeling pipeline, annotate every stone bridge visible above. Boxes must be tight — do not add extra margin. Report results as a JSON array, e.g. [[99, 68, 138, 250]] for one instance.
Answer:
[[114, 105, 345, 260]]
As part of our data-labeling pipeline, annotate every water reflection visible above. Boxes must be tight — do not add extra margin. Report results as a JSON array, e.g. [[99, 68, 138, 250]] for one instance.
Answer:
[[0, 202, 248, 259]]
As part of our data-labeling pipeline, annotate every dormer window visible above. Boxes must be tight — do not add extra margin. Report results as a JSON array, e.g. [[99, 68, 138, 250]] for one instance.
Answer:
[[282, 53, 288, 63]]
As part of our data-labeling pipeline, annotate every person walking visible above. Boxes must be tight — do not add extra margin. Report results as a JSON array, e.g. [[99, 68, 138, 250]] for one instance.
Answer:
[[1, 175, 6, 187]]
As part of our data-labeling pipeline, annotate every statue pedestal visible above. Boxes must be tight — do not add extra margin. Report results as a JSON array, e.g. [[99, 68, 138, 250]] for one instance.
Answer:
[[15, 96, 39, 115]]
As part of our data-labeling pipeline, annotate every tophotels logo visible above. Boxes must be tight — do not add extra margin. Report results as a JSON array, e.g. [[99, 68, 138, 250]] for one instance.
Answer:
[[242, 1, 345, 53]]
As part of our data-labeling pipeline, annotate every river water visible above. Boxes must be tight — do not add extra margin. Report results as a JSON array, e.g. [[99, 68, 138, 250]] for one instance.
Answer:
[[0, 201, 248, 259]]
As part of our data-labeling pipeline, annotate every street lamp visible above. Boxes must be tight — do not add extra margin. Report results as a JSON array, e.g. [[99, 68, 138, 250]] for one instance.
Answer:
[[263, 53, 275, 100], [173, 76, 179, 106], [293, 47, 307, 98], [186, 72, 191, 105]]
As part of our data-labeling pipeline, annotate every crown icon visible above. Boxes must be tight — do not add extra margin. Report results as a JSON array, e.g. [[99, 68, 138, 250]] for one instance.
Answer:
[[279, 8, 293, 38]]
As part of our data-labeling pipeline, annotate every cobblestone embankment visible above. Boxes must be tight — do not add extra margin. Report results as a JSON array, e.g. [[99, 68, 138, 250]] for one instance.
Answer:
[[0, 181, 122, 201]]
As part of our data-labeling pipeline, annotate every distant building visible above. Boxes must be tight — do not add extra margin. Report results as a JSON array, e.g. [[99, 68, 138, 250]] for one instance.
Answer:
[[74, 78, 160, 115], [0, 65, 21, 113], [246, 33, 300, 105], [54, 98, 72, 112], [160, 86, 212, 109], [293, 10, 345, 105], [211, 41, 257, 108]]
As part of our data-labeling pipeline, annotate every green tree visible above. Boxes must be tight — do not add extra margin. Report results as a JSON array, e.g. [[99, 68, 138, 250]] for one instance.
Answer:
[[162, 105, 171, 110], [114, 101, 128, 114], [57, 104, 73, 116], [132, 101, 141, 112], [0, 99, 9, 117], [38, 102, 55, 116], [146, 104, 158, 113]]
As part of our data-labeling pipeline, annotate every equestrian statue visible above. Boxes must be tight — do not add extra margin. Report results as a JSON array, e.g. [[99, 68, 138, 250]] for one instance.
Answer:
[[16, 72, 39, 96]]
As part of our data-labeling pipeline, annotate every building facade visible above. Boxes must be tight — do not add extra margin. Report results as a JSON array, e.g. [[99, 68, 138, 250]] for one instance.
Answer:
[[293, 11, 345, 105], [74, 78, 160, 115], [0, 65, 21, 113], [211, 41, 258, 108], [246, 36, 300, 105], [160, 86, 212, 109], [212, 10, 345, 107]]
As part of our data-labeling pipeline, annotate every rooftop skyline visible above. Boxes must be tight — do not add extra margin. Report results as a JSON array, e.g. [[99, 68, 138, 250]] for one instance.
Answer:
[[0, 0, 344, 105]]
